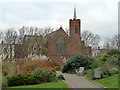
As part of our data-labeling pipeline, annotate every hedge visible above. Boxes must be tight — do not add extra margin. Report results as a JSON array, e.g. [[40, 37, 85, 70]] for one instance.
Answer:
[[7, 68, 55, 87]]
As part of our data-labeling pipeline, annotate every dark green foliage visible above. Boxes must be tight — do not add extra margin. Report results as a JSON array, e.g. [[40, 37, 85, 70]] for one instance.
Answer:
[[85, 67, 118, 80], [55, 75, 65, 81], [118, 55, 120, 66], [82, 70, 87, 76], [61, 54, 94, 73], [7, 68, 55, 87], [7, 74, 29, 86], [101, 66, 110, 78], [101, 67, 118, 78], [7, 74, 38, 86], [55, 66, 59, 71], [31, 68, 55, 82], [85, 49, 119, 80], [90, 59, 102, 69], [25, 75, 38, 85], [99, 53, 110, 62], [107, 49, 119, 56], [109, 54, 119, 65], [86, 69, 94, 80]]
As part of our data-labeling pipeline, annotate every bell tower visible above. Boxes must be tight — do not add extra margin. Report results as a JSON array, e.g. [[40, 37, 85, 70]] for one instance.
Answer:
[[69, 6, 81, 37]]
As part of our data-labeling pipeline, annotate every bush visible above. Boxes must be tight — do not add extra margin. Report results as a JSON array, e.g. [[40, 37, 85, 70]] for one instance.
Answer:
[[109, 55, 119, 65], [31, 68, 55, 82], [107, 49, 119, 56], [55, 75, 65, 81], [90, 59, 102, 69], [7, 74, 30, 86], [109, 68, 118, 76], [101, 66, 110, 78], [86, 69, 94, 80], [55, 66, 59, 71], [61, 54, 94, 73], [7, 68, 56, 87], [99, 53, 110, 62]]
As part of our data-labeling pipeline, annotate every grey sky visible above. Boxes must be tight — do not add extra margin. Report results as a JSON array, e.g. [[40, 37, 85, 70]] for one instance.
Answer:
[[0, 0, 119, 43]]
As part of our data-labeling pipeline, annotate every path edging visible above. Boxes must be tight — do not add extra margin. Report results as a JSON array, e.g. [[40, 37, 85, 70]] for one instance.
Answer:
[[84, 75, 107, 89], [64, 80, 72, 88]]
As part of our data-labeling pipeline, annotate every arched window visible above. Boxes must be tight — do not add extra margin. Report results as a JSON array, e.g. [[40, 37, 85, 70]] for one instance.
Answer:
[[75, 26, 78, 34], [56, 35, 66, 54]]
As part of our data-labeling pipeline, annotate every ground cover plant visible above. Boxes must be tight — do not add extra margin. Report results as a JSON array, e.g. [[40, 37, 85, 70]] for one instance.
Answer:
[[93, 74, 118, 88]]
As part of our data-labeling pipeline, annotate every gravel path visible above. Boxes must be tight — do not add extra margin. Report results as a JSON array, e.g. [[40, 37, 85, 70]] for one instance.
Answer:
[[56, 71, 105, 89]]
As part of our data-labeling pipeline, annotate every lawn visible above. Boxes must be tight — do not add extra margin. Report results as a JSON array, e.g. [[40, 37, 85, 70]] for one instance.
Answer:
[[9, 81, 69, 89], [93, 74, 119, 88]]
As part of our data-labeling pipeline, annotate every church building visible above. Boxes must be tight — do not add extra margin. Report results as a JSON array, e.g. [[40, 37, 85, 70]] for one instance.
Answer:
[[0, 7, 91, 61], [45, 7, 91, 61]]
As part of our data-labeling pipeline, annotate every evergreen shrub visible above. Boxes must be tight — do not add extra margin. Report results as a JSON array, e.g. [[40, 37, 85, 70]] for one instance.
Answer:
[[7, 68, 56, 87], [61, 54, 94, 73]]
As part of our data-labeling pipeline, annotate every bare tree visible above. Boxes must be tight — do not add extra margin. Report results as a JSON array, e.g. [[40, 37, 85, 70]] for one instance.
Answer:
[[42, 27, 54, 36], [81, 30, 101, 49], [18, 26, 43, 43], [3, 28, 18, 44], [18, 26, 27, 44], [103, 34, 118, 49], [19, 26, 26, 37]]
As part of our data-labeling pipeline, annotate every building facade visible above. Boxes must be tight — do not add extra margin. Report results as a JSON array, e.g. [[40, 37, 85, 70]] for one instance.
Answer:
[[92, 48, 108, 57]]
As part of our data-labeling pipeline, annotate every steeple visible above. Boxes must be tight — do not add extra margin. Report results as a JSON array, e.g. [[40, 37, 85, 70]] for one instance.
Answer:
[[70, 4, 81, 37], [73, 5, 77, 19]]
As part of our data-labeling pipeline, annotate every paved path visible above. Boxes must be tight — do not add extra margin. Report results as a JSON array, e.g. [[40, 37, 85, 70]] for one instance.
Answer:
[[56, 71, 105, 89]]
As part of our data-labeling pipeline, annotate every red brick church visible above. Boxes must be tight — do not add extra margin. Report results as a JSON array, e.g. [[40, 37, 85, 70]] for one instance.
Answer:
[[45, 7, 91, 61]]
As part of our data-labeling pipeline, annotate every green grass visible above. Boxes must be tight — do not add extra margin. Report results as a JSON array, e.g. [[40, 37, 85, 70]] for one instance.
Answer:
[[93, 74, 119, 88], [9, 81, 69, 88]]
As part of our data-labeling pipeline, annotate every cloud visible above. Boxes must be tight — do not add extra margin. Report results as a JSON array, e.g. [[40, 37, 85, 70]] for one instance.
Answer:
[[0, 0, 119, 44], [24, 20, 68, 30]]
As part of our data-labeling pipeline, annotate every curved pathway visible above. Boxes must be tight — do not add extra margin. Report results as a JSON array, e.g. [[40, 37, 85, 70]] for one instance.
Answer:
[[56, 71, 105, 89]]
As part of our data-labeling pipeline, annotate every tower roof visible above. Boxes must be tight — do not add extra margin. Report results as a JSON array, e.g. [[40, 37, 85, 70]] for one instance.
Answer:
[[73, 5, 77, 19]]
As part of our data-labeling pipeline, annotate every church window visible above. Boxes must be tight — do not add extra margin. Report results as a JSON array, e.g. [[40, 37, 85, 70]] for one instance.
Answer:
[[56, 35, 66, 54], [75, 26, 78, 34]]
